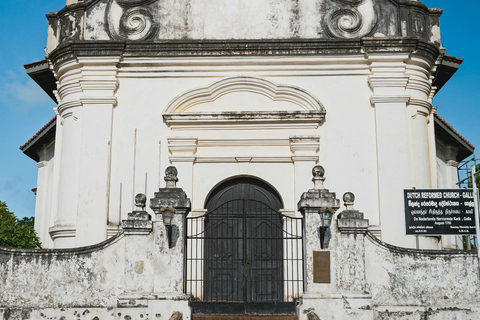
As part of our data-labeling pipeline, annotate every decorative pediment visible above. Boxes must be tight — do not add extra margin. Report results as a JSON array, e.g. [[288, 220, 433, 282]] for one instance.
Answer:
[[47, 0, 442, 52], [162, 77, 326, 129]]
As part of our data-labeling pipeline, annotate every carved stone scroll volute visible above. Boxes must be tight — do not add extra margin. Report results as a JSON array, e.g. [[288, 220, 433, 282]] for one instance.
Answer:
[[106, 0, 159, 41], [323, 0, 377, 39]]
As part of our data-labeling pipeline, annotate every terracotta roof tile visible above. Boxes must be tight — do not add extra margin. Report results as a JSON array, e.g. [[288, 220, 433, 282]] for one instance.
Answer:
[[443, 54, 464, 64], [20, 117, 56, 151], [434, 112, 474, 150], [24, 59, 48, 69]]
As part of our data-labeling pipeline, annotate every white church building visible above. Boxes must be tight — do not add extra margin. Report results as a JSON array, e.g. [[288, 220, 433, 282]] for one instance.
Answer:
[[2, 0, 479, 319]]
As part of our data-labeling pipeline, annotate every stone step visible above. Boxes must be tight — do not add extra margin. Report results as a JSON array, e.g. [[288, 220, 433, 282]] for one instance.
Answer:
[[192, 315, 298, 320]]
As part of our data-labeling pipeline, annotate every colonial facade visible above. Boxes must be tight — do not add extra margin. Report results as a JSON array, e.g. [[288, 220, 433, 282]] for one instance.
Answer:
[[3, 0, 479, 319]]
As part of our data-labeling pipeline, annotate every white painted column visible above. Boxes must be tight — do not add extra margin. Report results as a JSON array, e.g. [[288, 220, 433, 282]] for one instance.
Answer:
[[408, 105, 432, 188], [50, 103, 82, 248], [75, 57, 119, 247], [406, 57, 438, 249], [34, 154, 50, 247], [442, 153, 463, 249], [49, 56, 119, 248], [368, 53, 416, 248]]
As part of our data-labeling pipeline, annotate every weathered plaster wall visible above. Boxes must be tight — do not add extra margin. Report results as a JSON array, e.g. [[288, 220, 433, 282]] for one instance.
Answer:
[[365, 232, 480, 315], [0, 234, 125, 309], [0, 222, 191, 319]]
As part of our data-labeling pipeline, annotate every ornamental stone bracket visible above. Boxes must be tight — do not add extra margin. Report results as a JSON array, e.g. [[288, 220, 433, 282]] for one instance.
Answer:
[[290, 136, 320, 159]]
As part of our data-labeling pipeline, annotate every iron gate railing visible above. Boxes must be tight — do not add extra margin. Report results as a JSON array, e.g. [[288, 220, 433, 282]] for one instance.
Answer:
[[185, 199, 304, 303]]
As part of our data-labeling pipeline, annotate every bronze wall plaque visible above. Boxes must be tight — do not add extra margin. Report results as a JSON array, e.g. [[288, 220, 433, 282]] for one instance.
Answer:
[[313, 251, 331, 283]]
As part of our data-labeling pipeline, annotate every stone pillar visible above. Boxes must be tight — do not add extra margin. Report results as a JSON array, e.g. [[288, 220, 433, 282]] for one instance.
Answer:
[[121, 193, 154, 297], [297, 165, 340, 294], [149, 166, 192, 317], [335, 193, 369, 293], [297, 169, 373, 320]]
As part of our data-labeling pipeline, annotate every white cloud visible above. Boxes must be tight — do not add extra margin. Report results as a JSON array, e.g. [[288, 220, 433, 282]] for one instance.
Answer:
[[1, 77, 51, 113], [0, 66, 54, 114]]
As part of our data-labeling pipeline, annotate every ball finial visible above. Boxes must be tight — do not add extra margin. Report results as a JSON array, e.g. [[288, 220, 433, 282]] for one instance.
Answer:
[[312, 165, 325, 178], [343, 192, 355, 210], [135, 193, 147, 209], [165, 166, 179, 188], [343, 192, 355, 203]]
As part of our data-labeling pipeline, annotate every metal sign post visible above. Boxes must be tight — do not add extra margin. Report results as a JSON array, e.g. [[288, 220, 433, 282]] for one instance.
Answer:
[[471, 165, 480, 277]]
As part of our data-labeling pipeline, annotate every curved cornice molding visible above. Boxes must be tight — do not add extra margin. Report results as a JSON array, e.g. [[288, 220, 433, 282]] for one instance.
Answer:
[[164, 76, 326, 114], [47, 39, 440, 68]]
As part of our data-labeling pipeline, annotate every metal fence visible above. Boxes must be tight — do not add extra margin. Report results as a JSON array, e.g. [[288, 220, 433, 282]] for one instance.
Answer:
[[185, 199, 304, 303]]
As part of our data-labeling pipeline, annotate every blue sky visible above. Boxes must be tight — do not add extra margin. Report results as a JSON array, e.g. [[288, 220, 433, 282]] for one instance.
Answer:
[[0, 1, 478, 218]]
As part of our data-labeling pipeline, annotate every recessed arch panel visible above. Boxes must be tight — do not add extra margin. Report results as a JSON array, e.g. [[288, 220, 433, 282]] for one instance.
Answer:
[[164, 76, 326, 114]]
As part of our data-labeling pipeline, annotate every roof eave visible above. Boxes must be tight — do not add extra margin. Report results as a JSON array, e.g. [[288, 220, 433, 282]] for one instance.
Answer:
[[20, 119, 56, 162], [24, 60, 58, 103]]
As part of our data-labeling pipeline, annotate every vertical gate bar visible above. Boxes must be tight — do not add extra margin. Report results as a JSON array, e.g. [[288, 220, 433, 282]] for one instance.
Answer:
[[195, 214, 198, 297], [242, 199, 249, 302], [190, 216, 193, 296], [184, 215, 188, 295], [286, 216, 290, 301], [230, 200, 233, 302]]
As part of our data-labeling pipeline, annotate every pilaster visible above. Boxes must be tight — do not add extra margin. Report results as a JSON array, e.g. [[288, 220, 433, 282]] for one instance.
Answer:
[[168, 137, 197, 200], [34, 145, 53, 248], [50, 55, 120, 247], [290, 136, 320, 205], [368, 53, 415, 248]]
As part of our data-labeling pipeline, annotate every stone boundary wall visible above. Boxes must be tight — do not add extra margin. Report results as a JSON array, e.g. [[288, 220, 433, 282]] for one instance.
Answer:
[[365, 232, 480, 318], [2, 225, 480, 319], [0, 233, 125, 309]]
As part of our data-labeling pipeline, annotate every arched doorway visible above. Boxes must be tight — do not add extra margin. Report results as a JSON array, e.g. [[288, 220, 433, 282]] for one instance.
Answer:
[[186, 177, 303, 314], [204, 177, 283, 304]]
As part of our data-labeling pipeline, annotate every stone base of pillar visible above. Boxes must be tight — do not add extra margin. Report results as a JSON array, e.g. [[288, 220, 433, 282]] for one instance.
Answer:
[[118, 294, 191, 320], [298, 293, 373, 320]]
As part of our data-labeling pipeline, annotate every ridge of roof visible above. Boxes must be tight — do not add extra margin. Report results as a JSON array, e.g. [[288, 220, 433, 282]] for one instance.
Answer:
[[20, 117, 56, 151], [434, 112, 474, 150]]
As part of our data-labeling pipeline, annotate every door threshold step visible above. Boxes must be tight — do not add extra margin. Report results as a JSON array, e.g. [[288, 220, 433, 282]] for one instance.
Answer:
[[192, 315, 298, 320]]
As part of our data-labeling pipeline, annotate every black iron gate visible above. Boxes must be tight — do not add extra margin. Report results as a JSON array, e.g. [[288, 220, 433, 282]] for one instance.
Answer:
[[185, 178, 304, 314]]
